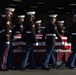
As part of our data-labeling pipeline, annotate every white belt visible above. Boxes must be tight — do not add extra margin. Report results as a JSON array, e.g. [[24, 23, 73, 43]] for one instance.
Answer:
[[47, 34, 56, 36], [6, 42, 10, 44], [71, 33, 76, 35], [40, 27, 45, 29], [2, 29, 5, 32], [26, 31, 31, 33], [0, 31, 2, 33], [9, 30, 12, 33], [15, 31, 20, 33]]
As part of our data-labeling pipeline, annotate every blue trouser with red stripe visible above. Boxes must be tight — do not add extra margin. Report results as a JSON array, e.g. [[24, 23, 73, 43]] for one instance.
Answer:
[[0, 43, 3, 62], [0, 42, 13, 70]]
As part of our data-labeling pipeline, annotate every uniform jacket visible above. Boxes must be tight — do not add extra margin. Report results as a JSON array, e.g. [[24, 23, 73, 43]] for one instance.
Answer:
[[67, 22, 76, 43], [14, 20, 23, 34], [35, 26, 42, 34], [2, 17, 13, 42], [42, 22, 62, 45], [22, 20, 37, 43], [57, 25, 64, 35]]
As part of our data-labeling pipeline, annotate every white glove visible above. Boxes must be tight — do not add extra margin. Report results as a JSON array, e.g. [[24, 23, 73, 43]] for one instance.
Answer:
[[6, 42, 10, 44], [36, 42, 38, 46], [61, 41, 65, 45]]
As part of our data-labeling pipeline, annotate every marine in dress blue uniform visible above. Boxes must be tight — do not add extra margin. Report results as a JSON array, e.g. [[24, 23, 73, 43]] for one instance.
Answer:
[[35, 20, 42, 34], [42, 14, 63, 70], [66, 15, 76, 69], [21, 11, 38, 70], [14, 15, 25, 35], [57, 21, 65, 35], [0, 15, 4, 63], [0, 8, 15, 71]]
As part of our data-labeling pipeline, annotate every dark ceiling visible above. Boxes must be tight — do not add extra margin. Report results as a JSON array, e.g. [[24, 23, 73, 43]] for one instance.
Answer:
[[0, 0, 76, 15]]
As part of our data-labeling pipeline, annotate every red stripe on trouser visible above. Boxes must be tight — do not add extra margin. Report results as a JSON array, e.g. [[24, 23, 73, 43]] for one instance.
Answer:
[[1, 44, 8, 70]]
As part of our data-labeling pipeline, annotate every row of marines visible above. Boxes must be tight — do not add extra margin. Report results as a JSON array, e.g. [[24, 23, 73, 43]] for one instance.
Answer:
[[0, 7, 76, 71]]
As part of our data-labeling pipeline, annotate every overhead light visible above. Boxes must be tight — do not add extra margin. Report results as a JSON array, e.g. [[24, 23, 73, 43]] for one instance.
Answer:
[[13, 0, 22, 2], [57, 7, 64, 9], [70, 3, 76, 6], [30, 6, 38, 8], [37, 2, 45, 4], [49, 11, 55, 12], [9, 4, 17, 6]]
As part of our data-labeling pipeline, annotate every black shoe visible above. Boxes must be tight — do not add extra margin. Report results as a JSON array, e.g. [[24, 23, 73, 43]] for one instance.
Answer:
[[69, 67, 74, 69], [65, 64, 69, 67], [12, 66, 26, 70], [55, 64, 62, 69], [16, 66, 26, 70], [53, 66, 58, 69], [0, 69, 9, 71], [29, 67, 36, 70], [41, 67, 50, 70], [53, 65, 59, 69], [10, 66, 16, 70], [21, 68, 26, 70]]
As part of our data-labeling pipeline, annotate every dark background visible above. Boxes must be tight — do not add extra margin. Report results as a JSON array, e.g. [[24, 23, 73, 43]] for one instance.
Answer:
[[0, 0, 76, 28]]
